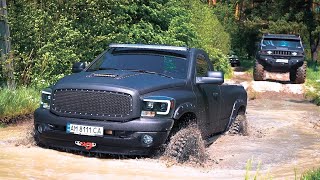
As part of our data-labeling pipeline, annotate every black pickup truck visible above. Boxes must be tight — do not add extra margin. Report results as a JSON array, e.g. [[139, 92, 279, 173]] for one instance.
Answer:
[[34, 44, 247, 162]]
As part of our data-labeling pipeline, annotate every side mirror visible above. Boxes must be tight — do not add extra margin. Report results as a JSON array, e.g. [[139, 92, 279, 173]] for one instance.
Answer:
[[196, 71, 224, 84], [207, 71, 224, 79], [72, 62, 86, 73]]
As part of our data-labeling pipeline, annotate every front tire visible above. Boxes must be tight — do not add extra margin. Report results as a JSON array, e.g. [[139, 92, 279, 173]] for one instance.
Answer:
[[290, 62, 306, 84], [253, 60, 265, 81], [165, 124, 206, 163]]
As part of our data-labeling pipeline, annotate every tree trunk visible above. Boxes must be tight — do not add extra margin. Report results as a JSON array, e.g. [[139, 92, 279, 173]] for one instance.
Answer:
[[312, 49, 318, 61], [208, 0, 216, 6], [0, 0, 15, 89], [311, 34, 320, 61]]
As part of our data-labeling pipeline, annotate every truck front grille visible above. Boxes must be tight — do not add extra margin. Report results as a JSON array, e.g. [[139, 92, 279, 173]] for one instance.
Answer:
[[273, 51, 291, 56], [51, 89, 133, 118]]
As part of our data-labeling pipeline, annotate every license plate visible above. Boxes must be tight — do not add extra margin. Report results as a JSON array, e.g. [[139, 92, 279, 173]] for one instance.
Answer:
[[276, 59, 288, 63], [66, 123, 104, 137]]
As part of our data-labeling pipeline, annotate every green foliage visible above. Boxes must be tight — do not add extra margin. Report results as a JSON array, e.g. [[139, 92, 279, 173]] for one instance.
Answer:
[[189, 0, 230, 54], [305, 61, 320, 105], [185, 0, 232, 75], [0, 87, 39, 119], [301, 168, 320, 180], [5, 0, 231, 88], [209, 49, 232, 78], [213, 2, 261, 58]]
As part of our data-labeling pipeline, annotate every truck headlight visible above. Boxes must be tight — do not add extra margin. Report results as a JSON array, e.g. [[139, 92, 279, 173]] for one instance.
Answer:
[[141, 98, 174, 117], [41, 89, 52, 110]]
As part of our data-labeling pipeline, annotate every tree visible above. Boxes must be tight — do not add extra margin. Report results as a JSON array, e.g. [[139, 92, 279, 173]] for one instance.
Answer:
[[0, 0, 15, 88]]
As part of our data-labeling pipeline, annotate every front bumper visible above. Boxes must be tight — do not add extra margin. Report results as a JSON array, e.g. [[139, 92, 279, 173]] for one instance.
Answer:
[[257, 55, 304, 72], [34, 108, 174, 155]]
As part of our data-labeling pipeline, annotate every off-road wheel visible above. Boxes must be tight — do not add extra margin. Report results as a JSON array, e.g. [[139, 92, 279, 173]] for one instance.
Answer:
[[253, 60, 265, 81], [165, 124, 206, 163], [290, 62, 306, 84], [227, 114, 248, 136]]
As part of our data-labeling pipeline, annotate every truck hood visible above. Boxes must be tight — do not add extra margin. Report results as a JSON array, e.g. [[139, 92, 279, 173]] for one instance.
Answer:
[[53, 70, 187, 95]]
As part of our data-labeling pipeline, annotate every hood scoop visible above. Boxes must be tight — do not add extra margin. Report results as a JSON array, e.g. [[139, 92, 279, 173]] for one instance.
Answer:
[[91, 73, 118, 78]]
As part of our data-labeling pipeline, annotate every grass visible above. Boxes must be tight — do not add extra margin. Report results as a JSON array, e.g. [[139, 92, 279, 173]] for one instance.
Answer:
[[0, 87, 40, 121], [244, 158, 272, 180], [305, 61, 320, 105], [301, 168, 320, 180]]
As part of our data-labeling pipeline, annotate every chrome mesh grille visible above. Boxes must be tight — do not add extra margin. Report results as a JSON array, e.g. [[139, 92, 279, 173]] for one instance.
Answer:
[[273, 51, 291, 56], [51, 89, 133, 118]]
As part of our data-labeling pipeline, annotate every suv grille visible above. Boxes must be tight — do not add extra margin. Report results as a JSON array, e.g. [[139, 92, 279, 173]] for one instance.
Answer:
[[51, 89, 133, 118], [273, 51, 291, 56]]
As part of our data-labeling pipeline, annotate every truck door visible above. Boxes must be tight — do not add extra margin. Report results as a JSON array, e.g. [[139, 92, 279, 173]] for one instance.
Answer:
[[194, 54, 221, 137]]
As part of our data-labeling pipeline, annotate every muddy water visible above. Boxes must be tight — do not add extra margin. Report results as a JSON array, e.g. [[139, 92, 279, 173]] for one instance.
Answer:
[[209, 98, 320, 179], [0, 99, 319, 179]]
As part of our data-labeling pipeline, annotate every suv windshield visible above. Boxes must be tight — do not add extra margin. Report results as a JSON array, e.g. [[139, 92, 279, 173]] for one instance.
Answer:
[[262, 38, 302, 49], [87, 49, 189, 79]]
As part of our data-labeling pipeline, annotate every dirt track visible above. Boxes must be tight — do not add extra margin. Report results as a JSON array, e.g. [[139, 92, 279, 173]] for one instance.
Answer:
[[0, 70, 319, 179]]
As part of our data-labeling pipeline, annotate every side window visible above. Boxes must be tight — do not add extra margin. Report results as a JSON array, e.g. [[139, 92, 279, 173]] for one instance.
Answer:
[[196, 55, 209, 77]]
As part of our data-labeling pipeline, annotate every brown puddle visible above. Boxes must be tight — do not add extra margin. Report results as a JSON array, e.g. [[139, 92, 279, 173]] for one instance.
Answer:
[[0, 97, 319, 179]]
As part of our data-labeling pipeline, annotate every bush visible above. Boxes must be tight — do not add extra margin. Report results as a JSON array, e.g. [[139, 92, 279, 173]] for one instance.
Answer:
[[0, 87, 39, 119], [209, 49, 232, 78], [6, 0, 231, 87]]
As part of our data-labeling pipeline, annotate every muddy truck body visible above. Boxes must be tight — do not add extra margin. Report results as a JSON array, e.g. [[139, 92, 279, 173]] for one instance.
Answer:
[[254, 34, 306, 83], [34, 44, 247, 156]]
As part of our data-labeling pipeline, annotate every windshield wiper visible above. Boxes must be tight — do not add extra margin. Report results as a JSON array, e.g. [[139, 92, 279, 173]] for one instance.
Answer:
[[125, 69, 174, 79], [98, 67, 122, 71]]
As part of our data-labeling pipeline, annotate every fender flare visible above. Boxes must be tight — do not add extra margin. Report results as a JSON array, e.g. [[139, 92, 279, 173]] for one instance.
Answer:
[[173, 102, 197, 120], [226, 99, 247, 129]]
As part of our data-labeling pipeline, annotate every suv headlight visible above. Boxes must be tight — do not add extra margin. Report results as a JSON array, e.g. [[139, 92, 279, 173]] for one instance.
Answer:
[[141, 97, 174, 117], [41, 89, 52, 109]]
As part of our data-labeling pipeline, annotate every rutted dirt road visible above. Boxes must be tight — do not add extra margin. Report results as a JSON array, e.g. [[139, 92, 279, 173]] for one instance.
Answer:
[[0, 70, 319, 179]]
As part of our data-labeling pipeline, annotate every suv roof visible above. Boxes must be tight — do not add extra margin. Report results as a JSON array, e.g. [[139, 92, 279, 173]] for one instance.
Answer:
[[263, 34, 301, 40]]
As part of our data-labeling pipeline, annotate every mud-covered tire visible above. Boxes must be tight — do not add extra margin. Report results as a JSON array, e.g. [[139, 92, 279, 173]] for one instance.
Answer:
[[227, 114, 248, 135], [253, 60, 265, 81], [165, 124, 206, 163], [290, 62, 306, 84]]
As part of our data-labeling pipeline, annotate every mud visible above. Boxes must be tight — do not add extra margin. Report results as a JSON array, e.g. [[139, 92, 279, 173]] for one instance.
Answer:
[[0, 113, 33, 125], [0, 70, 320, 179]]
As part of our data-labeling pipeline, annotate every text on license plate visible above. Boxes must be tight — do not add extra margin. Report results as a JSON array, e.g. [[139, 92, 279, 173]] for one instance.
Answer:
[[276, 59, 288, 63], [66, 123, 103, 137]]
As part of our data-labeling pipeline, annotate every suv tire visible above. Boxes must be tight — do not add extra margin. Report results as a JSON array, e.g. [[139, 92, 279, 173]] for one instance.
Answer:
[[253, 60, 265, 81], [290, 62, 306, 84]]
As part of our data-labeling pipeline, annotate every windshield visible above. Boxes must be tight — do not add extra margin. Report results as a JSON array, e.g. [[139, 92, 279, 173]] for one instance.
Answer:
[[262, 38, 302, 49], [87, 50, 189, 79]]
